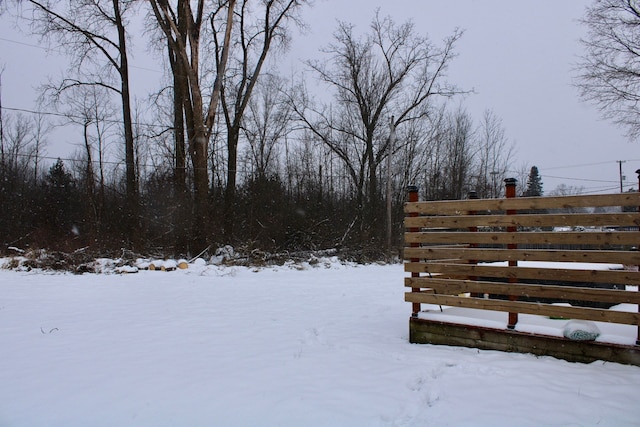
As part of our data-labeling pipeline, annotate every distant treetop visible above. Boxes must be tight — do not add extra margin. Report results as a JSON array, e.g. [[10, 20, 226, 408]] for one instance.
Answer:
[[524, 166, 543, 197]]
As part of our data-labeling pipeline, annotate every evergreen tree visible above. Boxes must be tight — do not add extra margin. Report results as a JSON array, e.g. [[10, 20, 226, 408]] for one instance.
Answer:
[[43, 159, 78, 232], [46, 159, 75, 192], [524, 166, 543, 197]]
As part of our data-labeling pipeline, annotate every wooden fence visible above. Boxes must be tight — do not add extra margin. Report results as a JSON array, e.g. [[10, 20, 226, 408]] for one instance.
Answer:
[[404, 181, 640, 365]]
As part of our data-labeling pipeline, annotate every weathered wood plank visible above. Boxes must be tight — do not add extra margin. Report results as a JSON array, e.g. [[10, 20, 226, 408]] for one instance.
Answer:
[[404, 292, 640, 325], [404, 212, 640, 229], [409, 318, 640, 366], [404, 192, 640, 214], [404, 277, 640, 304], [404, 231, 638, 246], [403, 191, 640, 356], [403, 247, 640, 265], [404, 262, 640, 286]]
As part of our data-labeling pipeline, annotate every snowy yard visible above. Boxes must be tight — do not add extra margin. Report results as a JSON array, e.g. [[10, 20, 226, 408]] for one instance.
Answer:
[[1, 260, 639, 426]]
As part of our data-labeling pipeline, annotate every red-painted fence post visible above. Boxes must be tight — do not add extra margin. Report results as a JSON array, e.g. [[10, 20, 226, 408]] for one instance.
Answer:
[[468, 191, 480, 297], [636, 169, 640, 346], [407, 185, 421, 317], [504, 178, 518, 329]]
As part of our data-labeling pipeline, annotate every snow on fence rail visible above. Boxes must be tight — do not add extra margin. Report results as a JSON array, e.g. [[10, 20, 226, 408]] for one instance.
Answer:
[[403, 179, 640, 365]]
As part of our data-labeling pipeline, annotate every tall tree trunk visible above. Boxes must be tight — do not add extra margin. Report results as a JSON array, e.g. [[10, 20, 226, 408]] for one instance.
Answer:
[[365, 135, 378, 233], [173, 62, 190, 255], [113, 0, 138, 244], [173, 69, 187, 193], [191, 126, 209, 253], [219, 0, 301, 241], [149, 0, 236, 255], [82, 120, 98, 235], [223, 126, 239, 241], [168, 8, 189, 256]]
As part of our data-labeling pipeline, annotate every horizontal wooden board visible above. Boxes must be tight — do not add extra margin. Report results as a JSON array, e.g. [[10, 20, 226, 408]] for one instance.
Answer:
[[404, 262, 640, 286], [403, 247, 640, 265], [409, 318, 640, 366], [404, 212, 640, 229], [404, 277, 640, 304], [405, 231, 638, 246], [404, 193, 640, 215], [404, 292, 640, 325]]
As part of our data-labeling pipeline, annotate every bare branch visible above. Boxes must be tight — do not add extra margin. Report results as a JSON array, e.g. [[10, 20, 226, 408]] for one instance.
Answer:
[[576, 0, 640, 140]]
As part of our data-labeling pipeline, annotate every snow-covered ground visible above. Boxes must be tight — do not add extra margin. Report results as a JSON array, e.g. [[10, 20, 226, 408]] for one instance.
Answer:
[[1, 260, 639, 426]]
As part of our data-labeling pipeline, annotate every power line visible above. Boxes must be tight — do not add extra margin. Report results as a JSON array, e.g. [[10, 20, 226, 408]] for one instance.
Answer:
[[0, 36, 162, 74], [0, 36, 47, 50], [576, 184, 637, 195], [511, 160, 640, 189], [2, 105, 171, 130], [543, 174, 617, 184], [542, 160, 620, 170], [8, 151, 177, 170]]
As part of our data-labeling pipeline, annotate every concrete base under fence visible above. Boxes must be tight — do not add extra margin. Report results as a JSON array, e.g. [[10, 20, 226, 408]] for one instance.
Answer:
[[410, 317, 640, 366]]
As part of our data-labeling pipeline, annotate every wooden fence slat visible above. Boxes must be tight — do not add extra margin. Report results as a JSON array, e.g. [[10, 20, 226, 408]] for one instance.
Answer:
[[403, 247, 640, 265], [404, 277, 640, 304], [404, 192, 640, 214], [405, 231, 639, 246], [404, 212, 640, 229], [404, 262, 640, 286], [404, 292, 640, 325]]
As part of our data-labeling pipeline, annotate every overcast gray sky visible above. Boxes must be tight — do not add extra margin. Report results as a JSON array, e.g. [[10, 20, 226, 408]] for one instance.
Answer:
[[1, 0, 639, 194]]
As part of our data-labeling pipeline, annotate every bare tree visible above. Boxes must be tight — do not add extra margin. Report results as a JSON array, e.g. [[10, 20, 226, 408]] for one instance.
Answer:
[[413, 107, 513, 201], [576, 0, 640, 140], [294, 12, 465, 235], [441, 107, 474, 200], [472, 110, 513, 198], [27, 111, 49, 184], [549, 184, 588, 214], [241, 73, 294, 179], [549, 183, 586, 196], [1, 113, 39, 182], [511, 162, 530, 197], [25, 0, 140, 241], [148, 0, 236, 252], [0, 113, 45, 245], [215, 0, 306, 241], [73, 86, 115, 234]]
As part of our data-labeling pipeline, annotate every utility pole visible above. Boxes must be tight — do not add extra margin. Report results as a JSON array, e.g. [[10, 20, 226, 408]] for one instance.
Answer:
[[490, 171, 500, 198], [617, 160, 626, 192]]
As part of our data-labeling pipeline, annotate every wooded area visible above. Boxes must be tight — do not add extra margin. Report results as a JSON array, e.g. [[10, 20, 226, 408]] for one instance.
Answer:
[[0, 1, 520, 259]]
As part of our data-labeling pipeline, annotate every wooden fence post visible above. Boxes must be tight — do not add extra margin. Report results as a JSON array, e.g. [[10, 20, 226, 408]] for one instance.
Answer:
[[468, 191, 480, 297], [636, 169, 640, 345], [504, 178, 518, 329], [407, 185, 421, 317]]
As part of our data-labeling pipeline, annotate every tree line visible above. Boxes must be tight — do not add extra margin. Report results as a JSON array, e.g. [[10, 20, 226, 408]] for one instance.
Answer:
[[1, 1, 550, 260]]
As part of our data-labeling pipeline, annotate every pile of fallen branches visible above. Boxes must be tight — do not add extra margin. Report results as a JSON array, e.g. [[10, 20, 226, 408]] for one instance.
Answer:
[[1, 244, 397, 274]]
